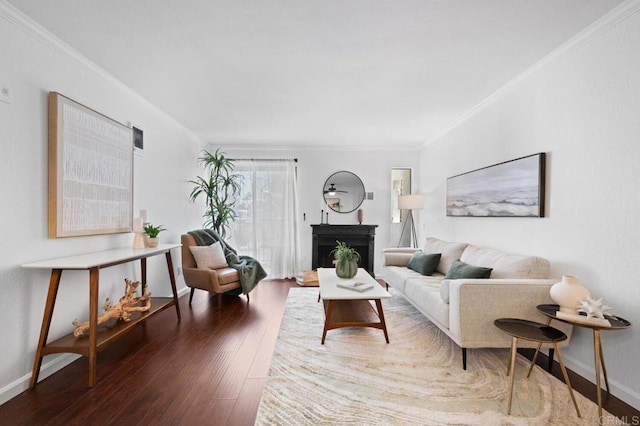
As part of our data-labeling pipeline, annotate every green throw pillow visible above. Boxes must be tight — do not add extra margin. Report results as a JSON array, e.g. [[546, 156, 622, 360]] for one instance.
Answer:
[[407, 252, 442, 276], [445, 259, 493, 279]]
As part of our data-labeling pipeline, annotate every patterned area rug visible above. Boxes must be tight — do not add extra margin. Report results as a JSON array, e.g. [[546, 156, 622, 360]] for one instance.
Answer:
[[255, 288, 620, 425]]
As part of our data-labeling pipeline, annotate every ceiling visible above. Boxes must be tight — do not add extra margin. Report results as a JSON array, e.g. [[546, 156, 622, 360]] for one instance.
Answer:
[[8, 0, 623, 148]]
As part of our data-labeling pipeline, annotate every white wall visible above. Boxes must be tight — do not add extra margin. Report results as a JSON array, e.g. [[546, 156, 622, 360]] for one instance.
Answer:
[[417, 5, 640, 408], [0, 5, 204, 403], [220, 147, 419, 275]]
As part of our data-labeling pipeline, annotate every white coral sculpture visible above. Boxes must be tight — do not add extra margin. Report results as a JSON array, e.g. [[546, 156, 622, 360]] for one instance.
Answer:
[[577, 295, 612, 320]]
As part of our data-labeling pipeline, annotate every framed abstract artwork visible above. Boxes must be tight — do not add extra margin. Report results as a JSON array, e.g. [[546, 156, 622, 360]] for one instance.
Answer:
[[446, 153, 546, 217], [48, 92, 134, 237]]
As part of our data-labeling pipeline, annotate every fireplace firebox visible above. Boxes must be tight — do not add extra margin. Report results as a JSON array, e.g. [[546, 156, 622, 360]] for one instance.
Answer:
[[311, 224, 378, 276]]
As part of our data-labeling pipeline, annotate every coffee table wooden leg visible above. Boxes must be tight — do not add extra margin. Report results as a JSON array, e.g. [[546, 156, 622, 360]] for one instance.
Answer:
[[375, 299, 389, 343], [554, 343, 581, 418], [507, 337, 518, 415], [30, 269, 62, 388], [322, 300, 334, 344]]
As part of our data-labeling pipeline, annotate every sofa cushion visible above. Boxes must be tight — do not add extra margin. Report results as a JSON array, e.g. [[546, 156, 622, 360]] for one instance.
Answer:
[[383, 266, 419, 293], [404, 278, 449, 329], [423, 238, 468, 275], [445, 260, 493, 279], [189, 242, 228, 269], [407, 252, 441, 276], [460, 244, 549, 279]]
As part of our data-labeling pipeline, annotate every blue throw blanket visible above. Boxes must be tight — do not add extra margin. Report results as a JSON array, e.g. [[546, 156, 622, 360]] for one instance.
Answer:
[[188, 229, 267, 294]]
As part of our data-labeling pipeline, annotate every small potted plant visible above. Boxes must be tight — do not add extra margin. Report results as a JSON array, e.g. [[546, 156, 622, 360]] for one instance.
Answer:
[[143, 223, 166, 248], [330, 240, 360, 278]]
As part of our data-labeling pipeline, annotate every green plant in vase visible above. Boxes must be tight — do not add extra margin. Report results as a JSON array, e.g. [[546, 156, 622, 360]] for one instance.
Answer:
[[143, 223, 166, 247], [189, 148, 241, 238], [330, 241, 360, 278]]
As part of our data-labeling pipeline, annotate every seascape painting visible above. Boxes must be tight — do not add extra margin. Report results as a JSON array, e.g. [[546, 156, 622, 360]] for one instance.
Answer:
[[446, 153, 545, 217]]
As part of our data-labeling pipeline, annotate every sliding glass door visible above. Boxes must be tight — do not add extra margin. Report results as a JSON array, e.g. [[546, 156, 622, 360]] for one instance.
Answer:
[[228, 160, 301, 279]]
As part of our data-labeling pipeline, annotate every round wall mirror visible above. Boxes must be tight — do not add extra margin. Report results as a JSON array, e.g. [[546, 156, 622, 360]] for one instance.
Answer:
[[323, 171, 365, 213]]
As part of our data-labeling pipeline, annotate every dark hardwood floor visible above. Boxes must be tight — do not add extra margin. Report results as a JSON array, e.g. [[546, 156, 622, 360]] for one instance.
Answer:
[[1, 279, 637, 425], [1, 279, 295, 426]]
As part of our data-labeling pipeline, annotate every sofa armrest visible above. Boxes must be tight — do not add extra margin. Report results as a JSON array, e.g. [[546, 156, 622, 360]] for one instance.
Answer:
[[448, 279, 573, 348], [383, 247, 420, 266]]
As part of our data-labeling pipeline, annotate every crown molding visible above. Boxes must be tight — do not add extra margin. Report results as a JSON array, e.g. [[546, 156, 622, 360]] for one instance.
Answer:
[[421, 0, 640, 148], [211, 142, 420, 153], [0, 0, 201, 142]]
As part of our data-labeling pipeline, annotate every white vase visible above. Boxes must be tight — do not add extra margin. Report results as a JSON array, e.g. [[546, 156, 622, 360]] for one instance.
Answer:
[[550, 275, 591, 314]]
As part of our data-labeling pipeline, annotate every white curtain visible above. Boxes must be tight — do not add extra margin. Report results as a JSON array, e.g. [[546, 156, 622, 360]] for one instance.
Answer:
[[228, 160, 301, 279]]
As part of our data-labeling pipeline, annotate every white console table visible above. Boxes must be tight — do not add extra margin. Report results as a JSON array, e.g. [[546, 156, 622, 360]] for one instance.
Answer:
[[23, 244, 181, 387]]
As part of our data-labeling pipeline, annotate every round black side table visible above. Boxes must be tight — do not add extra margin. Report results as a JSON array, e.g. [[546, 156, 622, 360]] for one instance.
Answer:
[[494, 318, 581, 417]]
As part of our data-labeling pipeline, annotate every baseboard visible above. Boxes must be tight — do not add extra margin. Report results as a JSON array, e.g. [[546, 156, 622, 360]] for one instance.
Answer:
[[562, 352, 640, 413], [518, 348, 640, 418], [0, 353, 80, 405], [0, 286, 191, 406]]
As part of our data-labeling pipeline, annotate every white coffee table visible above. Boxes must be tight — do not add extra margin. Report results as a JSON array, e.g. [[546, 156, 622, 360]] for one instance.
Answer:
[[317, 268, 391, 344]]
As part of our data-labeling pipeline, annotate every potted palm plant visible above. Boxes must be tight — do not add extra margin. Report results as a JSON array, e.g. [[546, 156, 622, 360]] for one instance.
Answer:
[[330, 241, 360, 278], [143, 223, 166, 248], [189, 149, 241, 238]]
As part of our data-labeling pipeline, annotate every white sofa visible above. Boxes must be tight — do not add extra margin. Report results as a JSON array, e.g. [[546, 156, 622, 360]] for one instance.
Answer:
[[382, 237, 572, 369]]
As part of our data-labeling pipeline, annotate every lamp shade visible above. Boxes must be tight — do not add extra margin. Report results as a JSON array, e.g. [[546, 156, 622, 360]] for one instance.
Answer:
[[398, 194, 424, 210]]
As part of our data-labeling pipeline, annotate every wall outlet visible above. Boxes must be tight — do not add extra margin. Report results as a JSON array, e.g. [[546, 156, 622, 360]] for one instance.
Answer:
[[177, 267, 182, 276], [0, 86, 11, 104]]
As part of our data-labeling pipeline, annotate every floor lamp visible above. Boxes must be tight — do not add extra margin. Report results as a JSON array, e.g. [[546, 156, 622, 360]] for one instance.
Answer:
[[398, 194, 424, 248]]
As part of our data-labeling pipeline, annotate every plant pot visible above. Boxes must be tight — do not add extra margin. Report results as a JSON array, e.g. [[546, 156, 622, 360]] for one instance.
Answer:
[[335, 258, 358, 279], [550, 275, 590, 314], [145, 237, 159, 248]]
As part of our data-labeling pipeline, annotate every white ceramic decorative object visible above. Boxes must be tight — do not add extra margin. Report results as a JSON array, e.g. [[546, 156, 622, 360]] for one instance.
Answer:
[[577, 295, 613, 320], [549, 275, 591, 314]]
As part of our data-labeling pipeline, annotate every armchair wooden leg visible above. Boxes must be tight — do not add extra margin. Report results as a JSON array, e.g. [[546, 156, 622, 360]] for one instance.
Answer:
[[246, 293, 250, 303], [217, 293, 222, 309], [189, 288, 195, 306]]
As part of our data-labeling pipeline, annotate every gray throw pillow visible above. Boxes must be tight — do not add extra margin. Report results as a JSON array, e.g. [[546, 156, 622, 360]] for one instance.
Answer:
[[445, 259, 493, 279], [407, 252, 442, 276]]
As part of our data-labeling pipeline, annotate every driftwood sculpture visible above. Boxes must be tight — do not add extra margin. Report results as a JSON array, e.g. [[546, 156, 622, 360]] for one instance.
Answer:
[[73, 279, 151, 338]]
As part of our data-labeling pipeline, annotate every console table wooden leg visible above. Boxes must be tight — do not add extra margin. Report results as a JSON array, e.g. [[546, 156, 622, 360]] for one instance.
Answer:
[[375, 299, 390, 343], [88, 267, 99, 387], [141, 257, 147, 295], [165, 251, 181, 320], [30, 269, 62, 388]]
